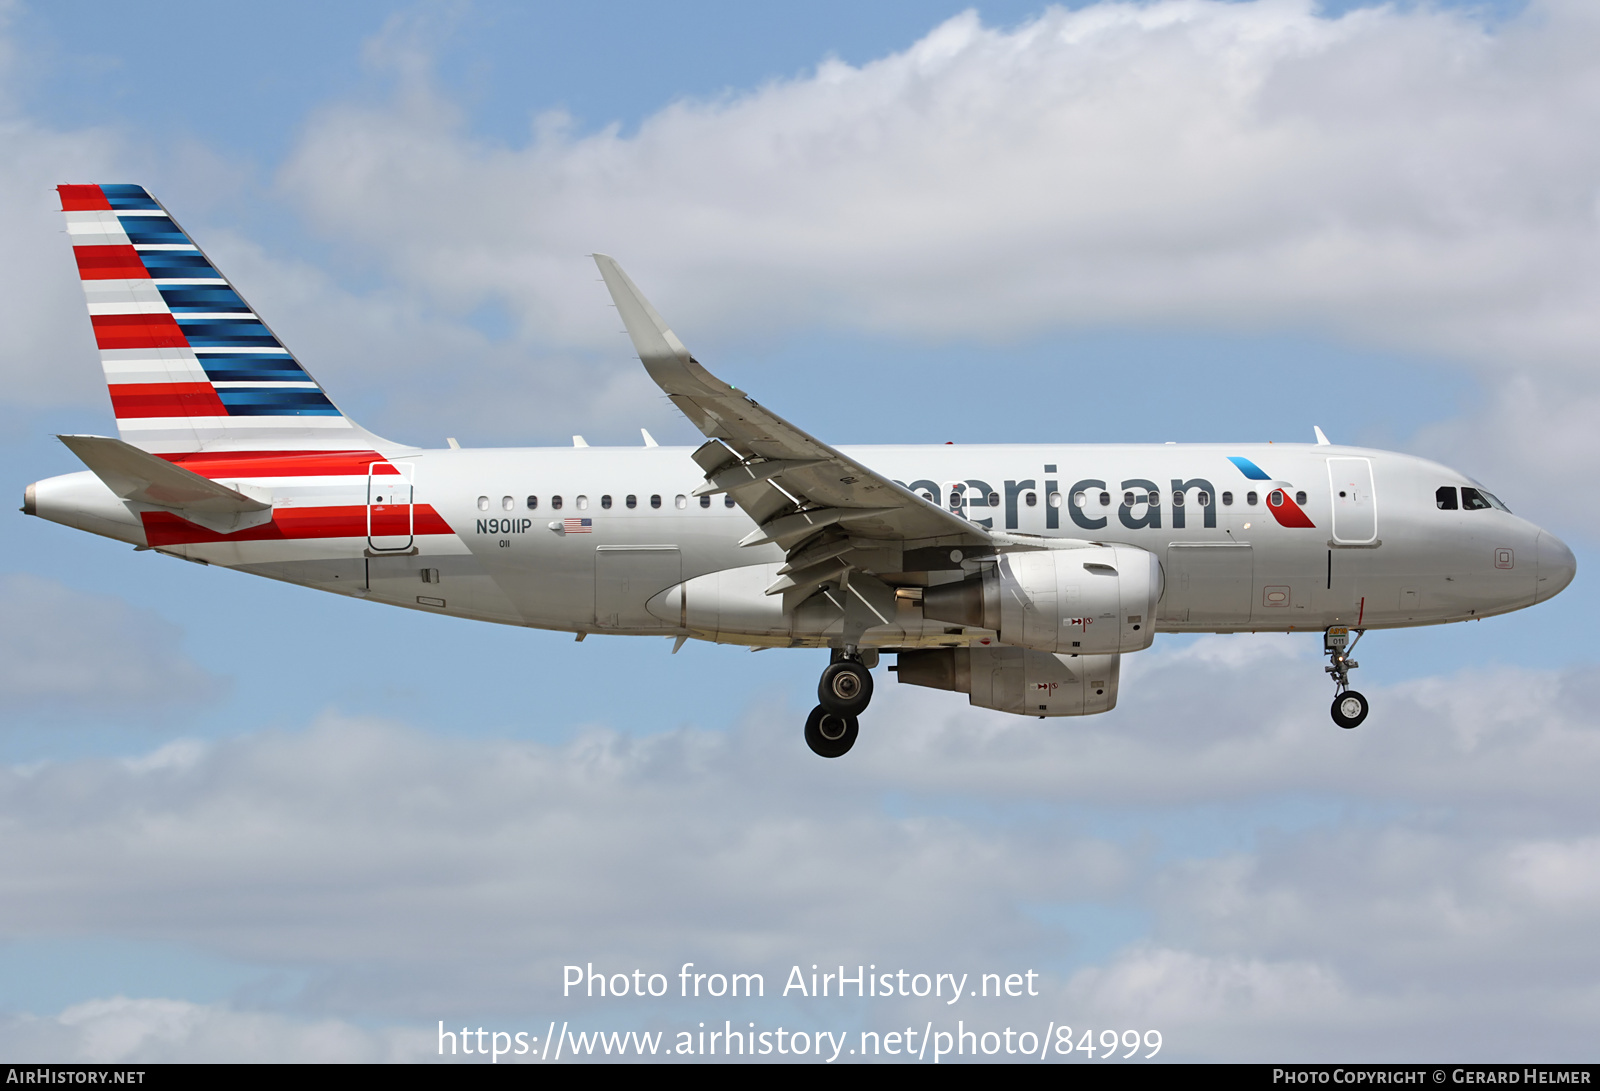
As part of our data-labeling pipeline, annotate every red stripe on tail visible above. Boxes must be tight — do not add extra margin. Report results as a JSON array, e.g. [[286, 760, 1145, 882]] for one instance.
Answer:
[[58, 184, 111, 211], [109, 382, 227, 418], [74, 245, 150, 280], [91, 312, 188, 350]]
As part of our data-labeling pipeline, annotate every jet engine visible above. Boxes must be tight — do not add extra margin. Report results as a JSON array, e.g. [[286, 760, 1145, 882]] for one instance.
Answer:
[[896, 646, 1120, 716], [920, 545, 1160, 655]]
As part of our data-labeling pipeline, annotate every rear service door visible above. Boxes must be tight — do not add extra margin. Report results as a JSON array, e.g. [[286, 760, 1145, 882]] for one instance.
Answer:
[[367, 462, 415, 552]]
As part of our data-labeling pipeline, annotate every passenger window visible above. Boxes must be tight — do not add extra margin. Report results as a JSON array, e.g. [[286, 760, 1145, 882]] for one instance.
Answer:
[[552, 495, 563, 510], [1436, 487, 1458, 510], [1099, 492, 1111, 506], [986, 491, 1000, 507], [675, 494, 687, 509], [1123, 491, 1136, 506], [1269, 490, 1284, 507], [601, 495, 613, 509], [526, 495, 539, 510], [1197, 491, 1210, 506], [1221, 491, 1233, 506], [1148, 490, 1159, 505], [626, 494, 637, 509], [1024, 491, 1037, 507], [699, 495, 711, 508], [724, 495, 735, 508], [1072, 491, 1086, 508], [1246, 491, 1259, 506], [1171, 490, 1185, 507], [1295, 491, 1307, 505], [1048, 492, 1062, 508], [1461, 487, 1492, 511], [576, 495, 589, 510], [650, 494, 662, 509], [501, 496, 514, 511], [477, 496, 489, 511]]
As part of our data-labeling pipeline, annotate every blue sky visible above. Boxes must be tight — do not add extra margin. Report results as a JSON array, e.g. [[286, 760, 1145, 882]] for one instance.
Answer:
[[3, 0, 1598, 1063]]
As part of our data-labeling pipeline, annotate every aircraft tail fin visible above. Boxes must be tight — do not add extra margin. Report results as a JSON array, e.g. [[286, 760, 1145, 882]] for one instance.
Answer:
[[58, 184, 396, 455]]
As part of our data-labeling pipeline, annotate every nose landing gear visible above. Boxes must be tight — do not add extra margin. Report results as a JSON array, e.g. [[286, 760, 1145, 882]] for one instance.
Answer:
[[805, 647, 875, 757], [1324, 626, 1368, 729]]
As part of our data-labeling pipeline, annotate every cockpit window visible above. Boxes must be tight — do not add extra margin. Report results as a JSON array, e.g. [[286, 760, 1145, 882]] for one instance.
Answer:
[[1481, 490, 1511, 513], [1461, 487, 1493, 511], [1436, 486, 1458, 510]]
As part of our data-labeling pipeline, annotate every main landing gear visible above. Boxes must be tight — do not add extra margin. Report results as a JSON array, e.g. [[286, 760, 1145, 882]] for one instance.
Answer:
[[804, 647, 875, 757], [1323, 626, 1369, 729]]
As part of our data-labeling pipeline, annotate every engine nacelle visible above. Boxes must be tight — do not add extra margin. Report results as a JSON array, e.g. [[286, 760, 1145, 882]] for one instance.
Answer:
[[920, 545, 1160, 655], [896, 646, 1120, 716]]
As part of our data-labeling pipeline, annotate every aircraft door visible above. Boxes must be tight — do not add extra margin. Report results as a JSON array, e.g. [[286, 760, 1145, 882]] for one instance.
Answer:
[[1327, 458, 1377, 544], [367, 462, 414, 553]]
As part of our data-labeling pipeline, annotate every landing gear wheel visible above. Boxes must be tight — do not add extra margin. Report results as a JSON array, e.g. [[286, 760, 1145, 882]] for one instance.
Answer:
[[804, 705, 859, 758], [1331, 690, 1369, 729], [818, 660, 874, 715]]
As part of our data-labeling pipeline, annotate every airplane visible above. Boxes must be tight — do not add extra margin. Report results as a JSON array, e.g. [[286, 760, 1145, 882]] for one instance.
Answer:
[[23, 184, 1577, 757]]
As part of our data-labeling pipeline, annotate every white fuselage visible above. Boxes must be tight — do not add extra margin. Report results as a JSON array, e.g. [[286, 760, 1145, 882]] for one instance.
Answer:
[[27, 441, 1574, 650]]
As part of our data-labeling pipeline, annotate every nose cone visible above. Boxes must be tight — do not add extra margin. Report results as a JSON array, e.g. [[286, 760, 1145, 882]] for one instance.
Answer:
[[1536, 531, 1577, 603]]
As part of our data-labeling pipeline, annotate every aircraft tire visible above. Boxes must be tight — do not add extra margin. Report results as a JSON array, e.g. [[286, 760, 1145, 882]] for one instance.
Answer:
[[818, 660, 874, 715], [804, 705, 859, 758], [1331, 690, 1369, 729]]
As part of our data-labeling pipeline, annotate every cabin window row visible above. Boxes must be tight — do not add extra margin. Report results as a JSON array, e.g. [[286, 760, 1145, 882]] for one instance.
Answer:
[[916, 487, 1308, 510], [476, 494, 738, 512], [1061, 489, 1306, 508]]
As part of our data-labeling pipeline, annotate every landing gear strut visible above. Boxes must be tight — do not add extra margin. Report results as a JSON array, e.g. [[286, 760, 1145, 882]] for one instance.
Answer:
[[805, 647, 875, 757], [1324, 626, 1369, 729]]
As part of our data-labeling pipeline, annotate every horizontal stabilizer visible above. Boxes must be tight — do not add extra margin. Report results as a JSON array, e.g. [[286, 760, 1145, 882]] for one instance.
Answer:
[[58, 434, 273, 534]]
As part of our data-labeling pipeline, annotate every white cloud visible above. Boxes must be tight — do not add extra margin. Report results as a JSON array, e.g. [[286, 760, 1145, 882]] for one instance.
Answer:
[[0, 574, 226, 720], [278, 0, 1600, 371], [268, 0, 1600, 525], [0, 997, 428, 1063], [0, 645, 1596, 1057]]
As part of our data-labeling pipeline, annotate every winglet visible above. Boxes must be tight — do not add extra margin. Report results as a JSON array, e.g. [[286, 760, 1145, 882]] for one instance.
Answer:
[[1313, 426, 1331, 446], [592, 254, 732, 400], [593, 254, 690, 360]]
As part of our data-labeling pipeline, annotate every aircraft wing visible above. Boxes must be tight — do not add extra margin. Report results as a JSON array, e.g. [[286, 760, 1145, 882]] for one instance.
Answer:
[[594, 255, 993, 596]]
